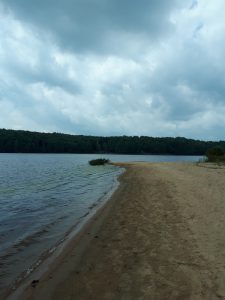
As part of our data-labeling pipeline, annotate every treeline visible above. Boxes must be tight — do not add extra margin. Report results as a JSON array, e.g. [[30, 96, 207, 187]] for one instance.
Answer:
[[0, 129, 225, 155]]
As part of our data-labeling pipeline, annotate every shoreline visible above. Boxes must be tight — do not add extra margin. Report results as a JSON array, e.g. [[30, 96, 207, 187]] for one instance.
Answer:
[[5, 166, 125, 300], [7, 162, 225, 299]]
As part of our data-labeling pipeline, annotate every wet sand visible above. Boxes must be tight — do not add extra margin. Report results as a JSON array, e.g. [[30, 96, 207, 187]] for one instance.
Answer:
[[14, 162, 225, 299]]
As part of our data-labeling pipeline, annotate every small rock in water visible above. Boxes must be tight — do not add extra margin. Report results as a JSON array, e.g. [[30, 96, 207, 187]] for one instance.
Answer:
[[31, 279, 39, 288]]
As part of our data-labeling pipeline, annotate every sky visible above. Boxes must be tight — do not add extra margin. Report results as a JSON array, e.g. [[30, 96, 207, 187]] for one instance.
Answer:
[[0, 0, 225, 140]]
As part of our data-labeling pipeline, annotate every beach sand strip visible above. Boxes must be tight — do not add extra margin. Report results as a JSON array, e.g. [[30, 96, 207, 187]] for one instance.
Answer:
[[15, 162, 225, 300]]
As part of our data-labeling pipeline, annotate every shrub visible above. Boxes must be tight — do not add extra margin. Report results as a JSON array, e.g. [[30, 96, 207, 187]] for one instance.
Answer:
[[206, 146, 225, 162], [89, 158, 110, 166]]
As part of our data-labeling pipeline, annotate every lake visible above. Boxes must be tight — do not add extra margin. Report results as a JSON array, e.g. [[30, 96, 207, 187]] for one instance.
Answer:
[[0, 153, 202, 295]]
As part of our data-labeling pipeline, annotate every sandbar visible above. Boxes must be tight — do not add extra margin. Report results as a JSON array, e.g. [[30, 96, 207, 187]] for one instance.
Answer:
[[12, 162, 225, 299]]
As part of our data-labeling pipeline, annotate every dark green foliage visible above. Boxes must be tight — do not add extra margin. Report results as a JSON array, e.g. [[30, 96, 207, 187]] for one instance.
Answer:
[[206, 146, 225, 162], [89, 159, 110, 166], [0, 128, 225, 155], [206, 146, 224, 157]]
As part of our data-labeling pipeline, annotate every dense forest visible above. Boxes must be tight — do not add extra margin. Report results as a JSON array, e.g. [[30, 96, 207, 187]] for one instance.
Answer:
[[0, 129, 224, 155]]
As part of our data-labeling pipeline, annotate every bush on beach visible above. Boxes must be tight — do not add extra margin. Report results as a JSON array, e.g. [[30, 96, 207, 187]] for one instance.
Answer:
[[205, 146, 225, 163], [89, 158, 110, 166]]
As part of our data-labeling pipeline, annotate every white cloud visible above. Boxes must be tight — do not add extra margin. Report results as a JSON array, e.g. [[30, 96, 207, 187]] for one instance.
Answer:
[[1, 1, 225, 139]]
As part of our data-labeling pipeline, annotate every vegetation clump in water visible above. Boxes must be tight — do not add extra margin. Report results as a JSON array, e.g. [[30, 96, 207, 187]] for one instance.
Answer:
[[89, 158, 110, 166]]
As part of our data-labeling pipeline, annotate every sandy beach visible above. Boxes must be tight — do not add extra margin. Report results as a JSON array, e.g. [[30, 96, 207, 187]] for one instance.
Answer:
[[13, 162, 225, 300]]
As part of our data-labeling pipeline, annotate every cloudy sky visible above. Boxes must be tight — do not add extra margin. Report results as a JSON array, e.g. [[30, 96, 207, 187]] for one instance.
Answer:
[[0, 0, 225, 140]]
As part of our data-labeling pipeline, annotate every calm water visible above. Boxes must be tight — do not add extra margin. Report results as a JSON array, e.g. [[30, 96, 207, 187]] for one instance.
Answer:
[[0, 154, 202, 293]]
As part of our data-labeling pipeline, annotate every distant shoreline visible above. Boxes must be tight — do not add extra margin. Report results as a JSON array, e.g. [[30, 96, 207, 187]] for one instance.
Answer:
[[11, 161, 225, 299], [0, 152, 203, 156], [1, 128, 223, 155]]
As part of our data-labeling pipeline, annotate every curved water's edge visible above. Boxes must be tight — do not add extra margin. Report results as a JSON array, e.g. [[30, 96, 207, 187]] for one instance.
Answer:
[[6, 167, 125, 300], [0, 154, 202, 299]]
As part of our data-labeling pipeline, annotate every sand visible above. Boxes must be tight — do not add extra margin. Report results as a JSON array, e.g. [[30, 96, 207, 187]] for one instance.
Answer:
[[11, 162, 225, 300]]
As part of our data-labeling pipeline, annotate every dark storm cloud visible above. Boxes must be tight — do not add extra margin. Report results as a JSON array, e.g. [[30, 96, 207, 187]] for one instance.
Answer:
[[1, 0, 225, 140], [3, 0, 180, 53]]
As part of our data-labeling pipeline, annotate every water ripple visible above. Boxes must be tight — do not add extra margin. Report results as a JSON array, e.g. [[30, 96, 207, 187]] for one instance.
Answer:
[[0, 154, 122, 291]]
